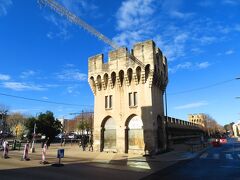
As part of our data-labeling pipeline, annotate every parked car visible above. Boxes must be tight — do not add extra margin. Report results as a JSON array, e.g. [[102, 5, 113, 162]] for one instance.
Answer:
[[55, 133, 64, 139], [220, 138, 227, 144], [68, 133, 77, 139], [212, 138, 221, 147]]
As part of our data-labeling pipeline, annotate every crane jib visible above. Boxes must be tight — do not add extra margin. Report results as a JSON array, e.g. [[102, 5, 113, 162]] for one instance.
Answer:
[[37, 0, 145, 68]]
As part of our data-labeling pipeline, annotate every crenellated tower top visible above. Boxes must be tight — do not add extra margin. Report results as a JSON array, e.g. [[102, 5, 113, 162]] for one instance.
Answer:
[[88, 40, 168, 95]]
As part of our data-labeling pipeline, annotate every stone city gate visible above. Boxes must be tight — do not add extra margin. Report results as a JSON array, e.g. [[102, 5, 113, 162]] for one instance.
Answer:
[[88, 40, 169, 154]]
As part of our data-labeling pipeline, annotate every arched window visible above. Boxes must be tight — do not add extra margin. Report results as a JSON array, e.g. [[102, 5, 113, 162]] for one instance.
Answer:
[[111, 72, 116, 87], [119, 70, 124, 86], [103, 73, 108, 89], [97, 75, 102, 90], [136, 66, 141, 84], [89, 76, 95, 92], [127, 68, 133, 85], [145, 64, 150, 82]]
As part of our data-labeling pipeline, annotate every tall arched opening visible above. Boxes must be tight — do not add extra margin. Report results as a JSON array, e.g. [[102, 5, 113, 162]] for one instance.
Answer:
[[125, 115, 144, 153], [101, 117, 116, 151]]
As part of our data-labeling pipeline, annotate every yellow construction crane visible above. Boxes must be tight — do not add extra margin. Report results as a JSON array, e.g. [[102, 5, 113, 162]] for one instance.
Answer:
[[38, 0, 145, 68]]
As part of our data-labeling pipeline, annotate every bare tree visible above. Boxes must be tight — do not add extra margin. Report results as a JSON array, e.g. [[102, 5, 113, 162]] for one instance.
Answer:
[[0, 104, 9, 133], [6, 112, 27, 138], [204, 114, 223, 136]]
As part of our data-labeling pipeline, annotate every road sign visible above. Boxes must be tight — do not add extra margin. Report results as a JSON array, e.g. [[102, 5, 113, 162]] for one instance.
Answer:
[[57, 149, 64, 158]]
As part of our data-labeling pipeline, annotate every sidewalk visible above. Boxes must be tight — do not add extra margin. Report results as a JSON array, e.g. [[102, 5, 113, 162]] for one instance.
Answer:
[[0, 143, 209, 174]]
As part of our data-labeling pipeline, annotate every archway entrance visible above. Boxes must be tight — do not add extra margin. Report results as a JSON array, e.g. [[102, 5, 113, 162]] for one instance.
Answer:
[[126, 116, 144, 152], [102, 117, 116, 151]]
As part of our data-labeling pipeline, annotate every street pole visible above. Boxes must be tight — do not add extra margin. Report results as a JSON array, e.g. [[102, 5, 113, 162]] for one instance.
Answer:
[[31, 123, 36, 153], [82, 110, 84, 136], [164, 89, 169, 151], [0, 112, 3, 133]]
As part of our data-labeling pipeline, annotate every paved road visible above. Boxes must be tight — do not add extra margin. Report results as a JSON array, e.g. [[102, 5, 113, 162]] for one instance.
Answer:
[[143, 138, 240, 180]]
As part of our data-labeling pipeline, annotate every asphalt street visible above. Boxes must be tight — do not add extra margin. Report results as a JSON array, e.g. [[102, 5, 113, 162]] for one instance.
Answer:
[[143, 138, 240, 180]]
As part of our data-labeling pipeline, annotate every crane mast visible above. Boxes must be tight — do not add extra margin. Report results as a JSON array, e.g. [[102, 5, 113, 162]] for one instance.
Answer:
[[38, 0, 145, 68]]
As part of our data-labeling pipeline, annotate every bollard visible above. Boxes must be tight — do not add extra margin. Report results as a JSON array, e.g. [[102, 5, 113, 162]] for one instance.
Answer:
[[22, 142, 30, 161], [2, 140, 9, 159], [40, 142, 48, 164]]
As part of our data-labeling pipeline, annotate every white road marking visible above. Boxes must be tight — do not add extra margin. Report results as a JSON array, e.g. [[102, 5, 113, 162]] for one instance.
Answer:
[[127, 161, 151, 169], [200, 153, 208, 159], [221, 166, 240, 169], [213, 153, 219, 159], [226, 154, 233, 160]]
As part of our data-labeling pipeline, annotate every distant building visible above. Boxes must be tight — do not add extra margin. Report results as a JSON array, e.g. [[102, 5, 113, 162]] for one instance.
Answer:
[[233, 121, 240, 137], [58, 112, 93, 134], [188, 113, 207, 128], [88, 40, 168, 154]]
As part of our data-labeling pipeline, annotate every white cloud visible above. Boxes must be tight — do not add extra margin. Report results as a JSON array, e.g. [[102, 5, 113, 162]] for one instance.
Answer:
[[174, 101, 208, 110], [57, 69, 87, 81], [44, 0, 99, 40], [0, 73, 10, 81], [42, 96, 49, 100], [225, 50, 234, 55], [198, 36, 217, 45], [196, 62, 211, 69], [169, 10, 194, 19], [169, 62, 192, 73], [10, 109, 29, 113], [113, 0, 237, 63], [20, 70, 36, 79], [235, 24, 240, 32], [0, 0, 12, 16], [45, 14, 71, 40], [222, 0, 240, 5], [64, 64, 75, 68], [169, 61, 211, 73], [116, 0, 154, 30], [113, 0, 155, 47], [198, 1, 215, 7], [59, 0, 98, 16], [155, 32, 189, 61], [2, 82, 46, 91]]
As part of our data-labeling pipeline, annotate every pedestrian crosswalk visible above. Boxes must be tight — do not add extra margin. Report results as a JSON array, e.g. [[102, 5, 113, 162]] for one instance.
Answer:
[[200, 152, 240, 160]]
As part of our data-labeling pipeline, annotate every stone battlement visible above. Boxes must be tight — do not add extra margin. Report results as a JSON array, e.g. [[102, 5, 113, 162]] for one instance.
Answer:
[[88, 40, 167, 75]]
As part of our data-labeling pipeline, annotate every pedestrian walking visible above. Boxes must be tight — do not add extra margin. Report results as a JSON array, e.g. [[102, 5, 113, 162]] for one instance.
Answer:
[[22, 141, 30, 161], [81, 136, 86, 151], [2, 140, 9, 159], [40, 140, 48, 164], [88, 135, 93, 152]]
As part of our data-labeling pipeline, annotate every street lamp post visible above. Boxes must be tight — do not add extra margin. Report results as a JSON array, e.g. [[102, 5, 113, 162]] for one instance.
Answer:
[[31, 123, 36, 153], [81, 110, 84, 136], [0, 112, 3, 133], [164, 89, 169, 151]]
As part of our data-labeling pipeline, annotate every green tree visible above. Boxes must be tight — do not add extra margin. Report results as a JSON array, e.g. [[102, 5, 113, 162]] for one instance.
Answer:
[[37, 111, 62, 144], [0, 104, 9, 133], [25, 111, 62, 144], [25, 117, 37, 140]]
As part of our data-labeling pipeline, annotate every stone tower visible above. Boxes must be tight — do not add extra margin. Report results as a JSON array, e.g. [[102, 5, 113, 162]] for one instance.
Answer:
[[88, 40, 168, 154]]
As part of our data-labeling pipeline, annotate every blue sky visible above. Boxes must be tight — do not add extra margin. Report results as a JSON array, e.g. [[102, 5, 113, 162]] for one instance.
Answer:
[[0, 0, 239, 125]]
